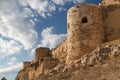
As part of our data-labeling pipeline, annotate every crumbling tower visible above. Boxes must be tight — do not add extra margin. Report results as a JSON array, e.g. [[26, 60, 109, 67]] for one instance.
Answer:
[[34, 47, 51, 62], [66, 4, 104, 64]]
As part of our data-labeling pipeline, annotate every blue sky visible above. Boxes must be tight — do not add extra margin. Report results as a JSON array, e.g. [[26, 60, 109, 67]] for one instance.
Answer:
[[0, 0, 101, 80]]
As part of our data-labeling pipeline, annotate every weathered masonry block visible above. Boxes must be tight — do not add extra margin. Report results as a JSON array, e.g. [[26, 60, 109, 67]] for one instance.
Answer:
[[34, 47, 51, 62]]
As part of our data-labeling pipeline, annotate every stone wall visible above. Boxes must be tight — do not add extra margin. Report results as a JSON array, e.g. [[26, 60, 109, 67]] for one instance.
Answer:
[[27, 57, 58, 80], [66, 4, 104, 64], [51, 39, 67, 64], [102, 5, 120, 42], [40, 57, 59, 74]]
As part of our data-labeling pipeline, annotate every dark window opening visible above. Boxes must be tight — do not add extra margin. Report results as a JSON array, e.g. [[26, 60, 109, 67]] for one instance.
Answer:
[[82, 16, 88, 23], [76, 6, 79, 8], [68, 23, 70, 29], [41, 58, 44, 61]]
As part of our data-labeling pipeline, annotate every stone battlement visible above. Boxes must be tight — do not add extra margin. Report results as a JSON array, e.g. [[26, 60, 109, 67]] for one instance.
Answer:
[[34, 47, 51, 62]]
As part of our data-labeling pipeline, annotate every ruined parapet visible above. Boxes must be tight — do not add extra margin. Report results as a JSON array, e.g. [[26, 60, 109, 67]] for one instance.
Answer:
[[23, 61, 31, 68], [25, 57, 59, 80], [66, 4, 104, 64], [34, 47, 51, 62], [99, 0, 120, 6], [52, 39, 67, 63]]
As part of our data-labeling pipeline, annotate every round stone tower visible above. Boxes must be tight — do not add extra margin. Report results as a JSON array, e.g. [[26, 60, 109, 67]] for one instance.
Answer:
[[66, 4, 104, 64]]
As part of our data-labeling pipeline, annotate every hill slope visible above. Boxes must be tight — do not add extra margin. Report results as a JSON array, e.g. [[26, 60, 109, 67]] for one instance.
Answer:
[[40, 40, 120, 80]]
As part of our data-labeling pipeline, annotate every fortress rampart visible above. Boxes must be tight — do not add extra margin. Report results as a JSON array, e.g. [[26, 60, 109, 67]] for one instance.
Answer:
[[51, 39, 67, 63]]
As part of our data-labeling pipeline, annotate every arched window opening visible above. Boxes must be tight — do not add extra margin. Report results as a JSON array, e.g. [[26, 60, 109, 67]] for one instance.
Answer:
[[82, 16, 88, 23]]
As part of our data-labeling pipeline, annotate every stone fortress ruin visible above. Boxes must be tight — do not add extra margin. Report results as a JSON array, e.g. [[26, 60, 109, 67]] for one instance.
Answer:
[[66, 0, 120, 65], [16, 0, 120, 80]]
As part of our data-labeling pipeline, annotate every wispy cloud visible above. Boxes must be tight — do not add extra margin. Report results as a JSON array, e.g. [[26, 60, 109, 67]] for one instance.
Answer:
[[73, 0, 86, 3], [52, 0, 65, 5], [0, 38, 22, 58], [39, 27, 66, 49], [0, 63, 22, 74], [23, 0, 56, 18], [52, 0, 86, 6], [0, 0, 38, 50], [8, 57, 17, 66], [18, 0, 86, 18]]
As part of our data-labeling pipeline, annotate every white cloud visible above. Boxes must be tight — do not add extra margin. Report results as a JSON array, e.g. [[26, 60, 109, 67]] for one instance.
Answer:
[[0, 63, 22, 74], [8, 57, 17, 66], [0, 38, 22, 58], [52, 0, 65, 5], [22, 0, 56, 18], [52, 0, 86, 5], [18, 0, 86, 18], [0, 0, 38, 50], [39, 27, 66, 49], [0, 66, 4, 68], [73, 0, 86, 4]]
